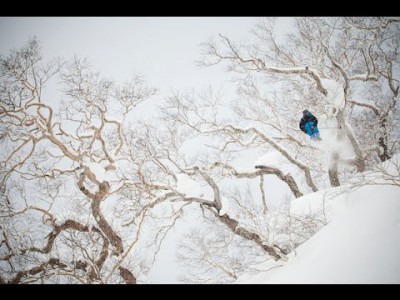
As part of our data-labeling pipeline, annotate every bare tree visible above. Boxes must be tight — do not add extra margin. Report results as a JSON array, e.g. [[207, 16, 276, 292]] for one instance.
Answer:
[[198, 17, 400, 186], [118, 111, 291, 275], [128, 112, 330, 282], [3, 18, 398, 284], [177, 219, 269, 284], [133, 17, 400, 282], [0, 38, 158, 283]]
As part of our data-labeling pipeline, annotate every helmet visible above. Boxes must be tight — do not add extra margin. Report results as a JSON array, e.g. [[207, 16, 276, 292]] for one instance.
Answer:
[[303, 110, 309, 115]]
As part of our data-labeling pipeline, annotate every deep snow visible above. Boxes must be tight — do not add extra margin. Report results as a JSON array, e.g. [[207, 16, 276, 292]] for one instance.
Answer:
[[236, 184, 400, 284]]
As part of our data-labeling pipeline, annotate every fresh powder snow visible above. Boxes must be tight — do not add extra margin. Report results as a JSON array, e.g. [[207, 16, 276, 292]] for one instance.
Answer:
[[236, 184, 400, 284]]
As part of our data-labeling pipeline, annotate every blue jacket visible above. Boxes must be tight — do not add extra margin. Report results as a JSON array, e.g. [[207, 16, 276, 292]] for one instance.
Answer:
[[299, 112, 318, 133]]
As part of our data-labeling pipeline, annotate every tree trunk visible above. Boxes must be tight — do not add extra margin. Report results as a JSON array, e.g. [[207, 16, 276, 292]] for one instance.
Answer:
[[119, 266, 137, 284], [328, 152, 340, 187], [336, 110, 365, 172], [378, 117, 392, 162], [217, 213, 284, 260]]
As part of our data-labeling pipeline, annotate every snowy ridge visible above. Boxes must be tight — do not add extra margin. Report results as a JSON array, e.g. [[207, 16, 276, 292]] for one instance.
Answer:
[[236, 183, 400, 284]]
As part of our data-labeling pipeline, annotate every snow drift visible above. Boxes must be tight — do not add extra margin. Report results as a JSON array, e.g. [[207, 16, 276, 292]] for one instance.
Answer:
[[236, 183, 400, 284]]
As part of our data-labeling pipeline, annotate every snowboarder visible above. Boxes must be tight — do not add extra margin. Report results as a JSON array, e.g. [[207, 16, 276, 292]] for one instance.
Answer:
[[299, 110, 321, 141]]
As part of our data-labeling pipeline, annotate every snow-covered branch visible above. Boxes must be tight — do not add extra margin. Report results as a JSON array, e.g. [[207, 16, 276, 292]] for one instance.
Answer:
[[348, 99, 380, 115], [321, 43, 349, 96], [190, 166, 222, 211], [349, 74, 379, 82], [211, 161, 303, 198], [0, 38, 157, 284], [207, 34, 328, 96], [219, 124, 318, 192]]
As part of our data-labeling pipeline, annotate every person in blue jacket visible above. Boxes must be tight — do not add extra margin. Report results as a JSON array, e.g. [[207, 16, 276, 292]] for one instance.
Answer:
[[299, 110, 321, 140]]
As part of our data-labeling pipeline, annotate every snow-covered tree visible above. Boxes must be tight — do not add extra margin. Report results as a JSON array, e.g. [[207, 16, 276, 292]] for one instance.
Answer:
[[0, 38, 158, 283], [134, 17, 400, 282], [197, 17, 400, 186], [2, 18, 399, 284]]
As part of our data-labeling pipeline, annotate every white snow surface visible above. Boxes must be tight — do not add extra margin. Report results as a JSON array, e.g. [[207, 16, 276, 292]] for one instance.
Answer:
[[236, 184, 400, 284]]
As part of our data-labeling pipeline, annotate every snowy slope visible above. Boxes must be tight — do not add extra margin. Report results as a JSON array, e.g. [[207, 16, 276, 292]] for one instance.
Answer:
[[236, 184, 400, 284]]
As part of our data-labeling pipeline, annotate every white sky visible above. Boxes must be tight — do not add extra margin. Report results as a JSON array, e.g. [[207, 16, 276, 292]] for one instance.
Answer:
[[0, 17, 294, 108], [0, 17, 295, 283], [1, 17, 256, 93]]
